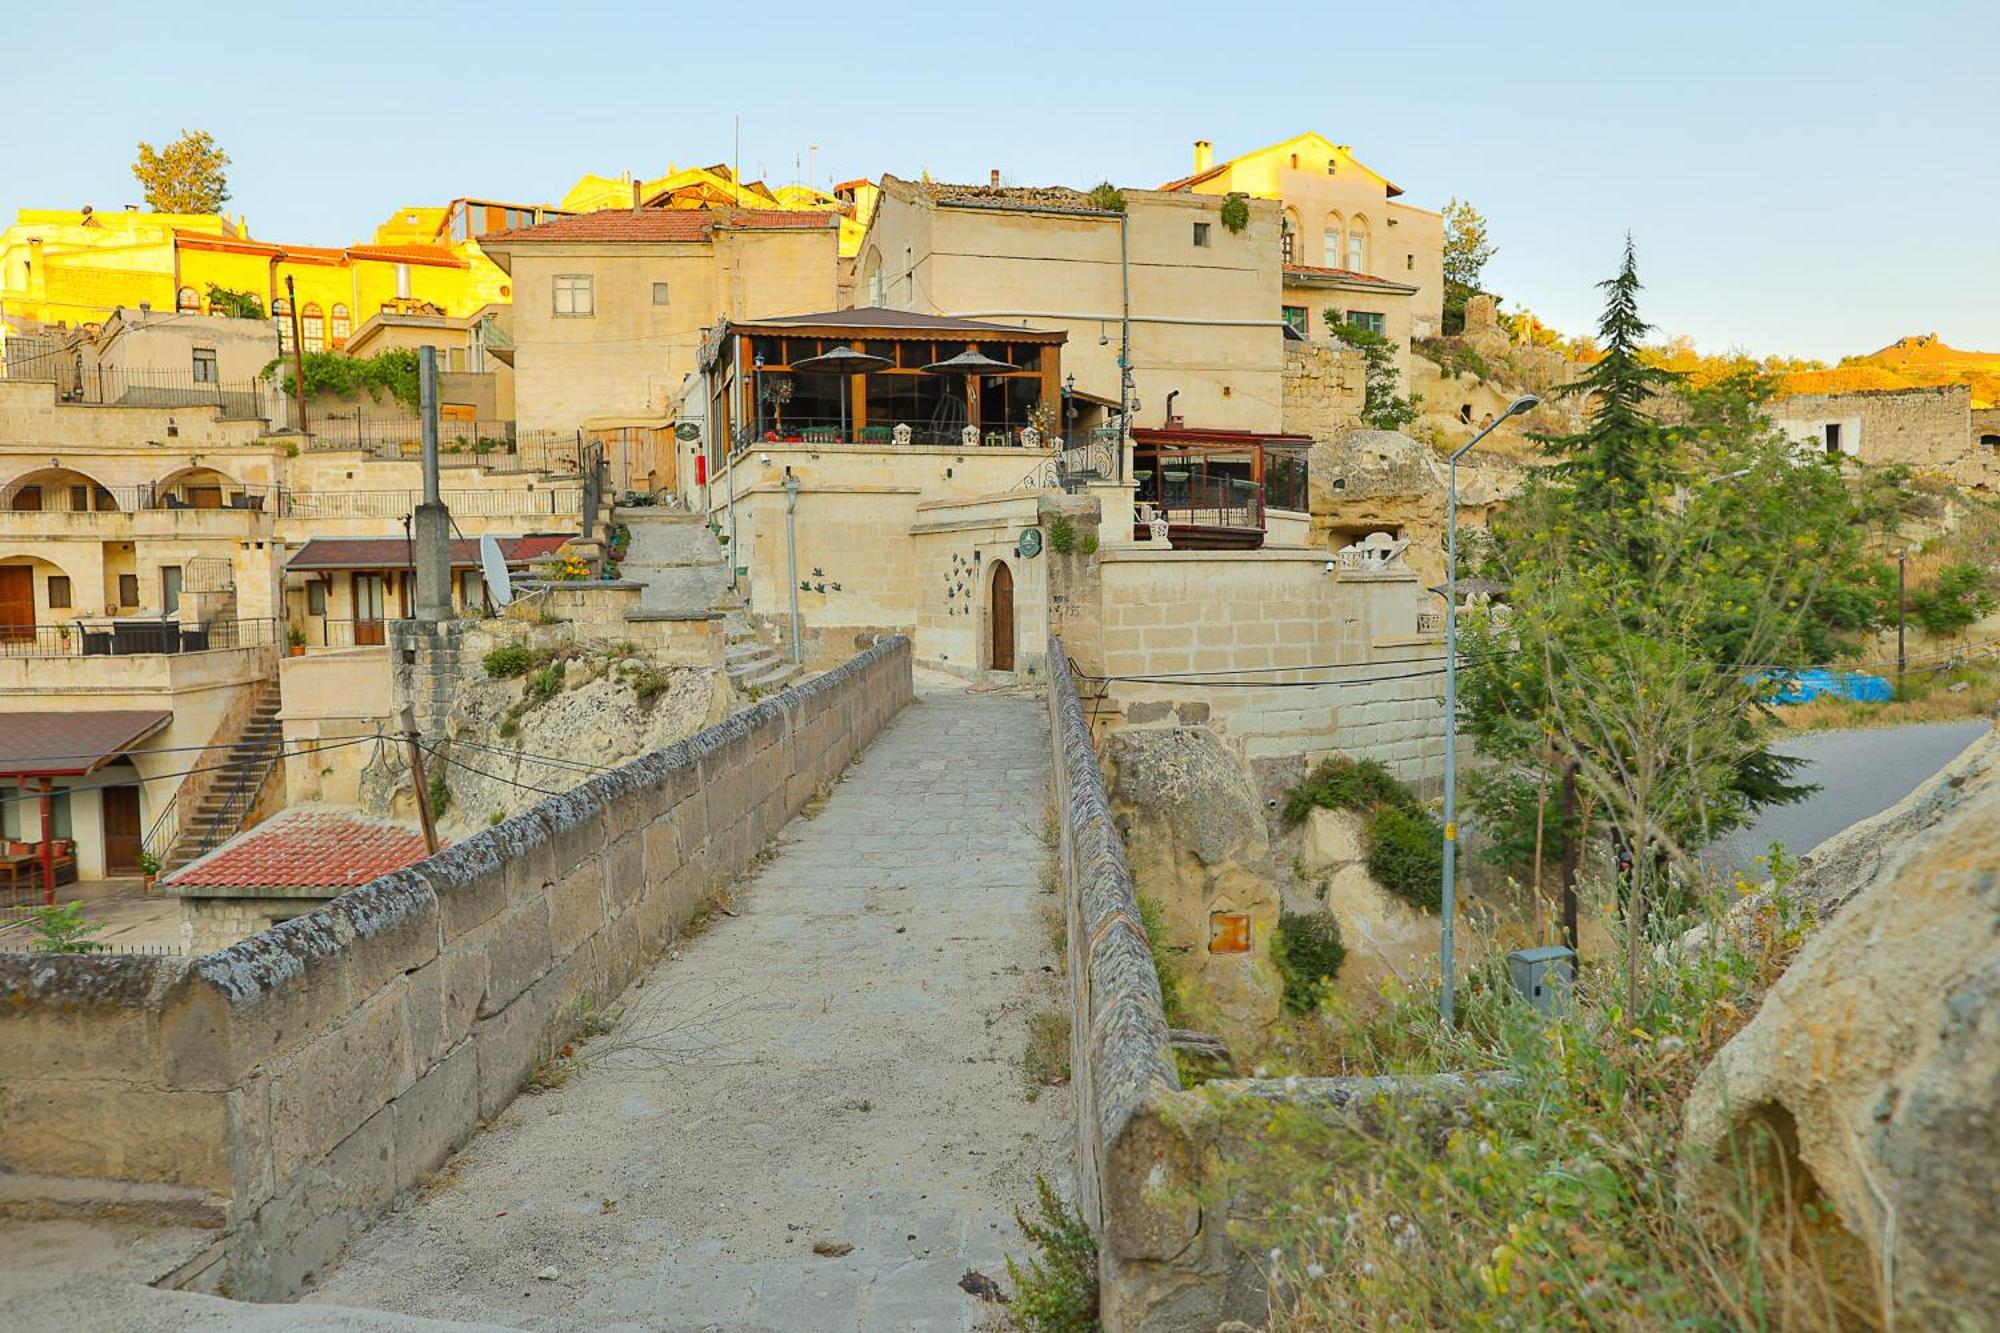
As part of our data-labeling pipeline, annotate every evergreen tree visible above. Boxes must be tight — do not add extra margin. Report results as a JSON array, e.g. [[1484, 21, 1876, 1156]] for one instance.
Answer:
[[1539, 237, 1686, 531]]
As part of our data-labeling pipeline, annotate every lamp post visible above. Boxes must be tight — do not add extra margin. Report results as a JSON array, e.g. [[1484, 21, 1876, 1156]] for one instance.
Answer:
[[783, 468, 802, 665], [1440, 392, 1540, 1027], [1895, 549, 1908, 692]]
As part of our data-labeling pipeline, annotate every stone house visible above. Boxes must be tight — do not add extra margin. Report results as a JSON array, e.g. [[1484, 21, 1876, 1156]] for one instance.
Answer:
[[1160, 131, 1446, 341], [481, 208, 840, 433], [1770, 382, 2000, 489]]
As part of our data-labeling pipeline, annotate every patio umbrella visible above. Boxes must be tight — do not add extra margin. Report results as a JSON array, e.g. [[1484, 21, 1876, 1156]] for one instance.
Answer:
[[790, 346, 892, 439], [922, 348, 1020, 443]]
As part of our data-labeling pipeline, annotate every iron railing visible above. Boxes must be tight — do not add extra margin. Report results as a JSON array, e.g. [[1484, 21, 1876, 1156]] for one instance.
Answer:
[[279, 486, 581, 519], [0, 480, 281, 513], [0, 617, 280, 658], [1151, 473, 1265, 532], [316, 618, 393, 649], [737, 416, 1053, 452], [301, 417, 520, 457], [0, 360, 265, 420]]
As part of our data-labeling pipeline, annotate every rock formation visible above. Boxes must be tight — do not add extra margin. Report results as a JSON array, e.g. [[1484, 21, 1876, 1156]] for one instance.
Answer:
[[1308, 428, 1520, 588], [1680, 727, 1999, 1326]]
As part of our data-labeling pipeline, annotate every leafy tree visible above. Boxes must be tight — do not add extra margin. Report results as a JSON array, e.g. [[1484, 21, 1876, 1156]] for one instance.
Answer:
[[1325, 309, 1419, 432], [1440, 197, 1496, 335], [1909, 561, 1998, 636], [205, 284, 264, 321], [133, 130, 230, 214]]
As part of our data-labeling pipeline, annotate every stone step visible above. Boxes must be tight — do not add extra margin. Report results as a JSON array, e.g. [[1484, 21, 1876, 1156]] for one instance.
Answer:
[[735, 658, 802, 692]]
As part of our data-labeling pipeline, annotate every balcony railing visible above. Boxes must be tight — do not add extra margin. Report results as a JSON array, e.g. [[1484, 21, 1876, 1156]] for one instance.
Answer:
[[1153, 473, 1265, 532], [3, 482, 280, 514], [0, 361, 266, 420], [734, 416, 1053, 454], [0, 617, 280, 658], [279, 486, 582, 519]]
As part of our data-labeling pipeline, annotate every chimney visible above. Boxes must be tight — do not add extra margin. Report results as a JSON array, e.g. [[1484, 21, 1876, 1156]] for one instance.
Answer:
[[1193, 140, 1214, 173], [632, 180, 643, 215], [990, 169, 1002, 188]]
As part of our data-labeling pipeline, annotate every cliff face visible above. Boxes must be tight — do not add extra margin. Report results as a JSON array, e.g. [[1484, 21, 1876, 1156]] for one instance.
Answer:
[[1680, 725, 2000, 1326]]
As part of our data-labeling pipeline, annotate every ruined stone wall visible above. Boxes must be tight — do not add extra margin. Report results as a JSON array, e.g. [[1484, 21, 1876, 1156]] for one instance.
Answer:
[[1771, 383, 1972, 469], [0, 637, 913, 1299], [1281, 341, 1365, 445]]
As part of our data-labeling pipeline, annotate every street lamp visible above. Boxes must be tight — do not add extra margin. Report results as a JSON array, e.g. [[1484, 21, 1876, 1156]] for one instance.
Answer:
[[1440, 392, 1540, 1027]]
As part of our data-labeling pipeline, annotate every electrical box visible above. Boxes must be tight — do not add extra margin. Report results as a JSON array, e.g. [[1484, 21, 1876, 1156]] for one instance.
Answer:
[[1507, 946, 1575, 1016]]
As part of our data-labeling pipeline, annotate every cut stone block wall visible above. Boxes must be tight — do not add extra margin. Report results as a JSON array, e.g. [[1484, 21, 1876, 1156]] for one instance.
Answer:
[[0, 635, 912, 1300]]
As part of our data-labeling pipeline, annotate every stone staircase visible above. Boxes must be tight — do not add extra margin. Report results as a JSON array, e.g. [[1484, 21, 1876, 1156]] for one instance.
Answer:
[[724, 618, 802, 694], [161, 687, 283, 872]]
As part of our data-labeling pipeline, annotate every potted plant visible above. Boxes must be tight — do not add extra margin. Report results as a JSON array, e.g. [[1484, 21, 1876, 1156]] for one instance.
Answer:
[[137, 850, 161, 892], [287, 623, 307, 656]]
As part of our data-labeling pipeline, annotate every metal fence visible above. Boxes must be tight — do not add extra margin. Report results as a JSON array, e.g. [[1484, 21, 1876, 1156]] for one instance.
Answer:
[[279, 486, 582, 520], [0, 616, 280, 658], [1153, 474, 1265, 532], [301, 417, 520, 458], [1, 360, 265, 420], [1, 480, 281, 513]]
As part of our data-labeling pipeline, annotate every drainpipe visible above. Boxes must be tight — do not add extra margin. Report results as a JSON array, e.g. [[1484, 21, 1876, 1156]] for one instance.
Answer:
[[783, 469, 802, 665], [1118, 212, 1132, 482]]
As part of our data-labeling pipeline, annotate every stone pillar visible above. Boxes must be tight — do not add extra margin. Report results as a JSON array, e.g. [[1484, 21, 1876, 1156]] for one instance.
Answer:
[[412, 501, 453, 623]]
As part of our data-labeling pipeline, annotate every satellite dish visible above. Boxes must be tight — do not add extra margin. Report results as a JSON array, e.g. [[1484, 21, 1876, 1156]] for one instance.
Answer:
[[479, 535, 514, 608]]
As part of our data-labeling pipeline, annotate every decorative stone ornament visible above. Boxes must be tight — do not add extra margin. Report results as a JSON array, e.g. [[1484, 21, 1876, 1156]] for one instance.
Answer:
[[892, 422, 912, 446], [960, 425, 979, 448], [1021, 425, 1041, 449]]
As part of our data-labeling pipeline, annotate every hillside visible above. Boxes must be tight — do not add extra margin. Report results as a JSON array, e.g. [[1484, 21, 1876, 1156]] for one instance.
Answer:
[[1785, 333, 2000, 406]]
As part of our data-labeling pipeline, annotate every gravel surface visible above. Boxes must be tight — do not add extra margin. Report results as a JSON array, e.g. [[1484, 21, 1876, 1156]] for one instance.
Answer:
[[1704, 719, 1991, 877], [306, 679, 1070, 1331]]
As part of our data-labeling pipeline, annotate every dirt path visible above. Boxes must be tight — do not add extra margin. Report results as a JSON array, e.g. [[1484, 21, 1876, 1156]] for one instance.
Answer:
[[307, 680, 1069, 1331]]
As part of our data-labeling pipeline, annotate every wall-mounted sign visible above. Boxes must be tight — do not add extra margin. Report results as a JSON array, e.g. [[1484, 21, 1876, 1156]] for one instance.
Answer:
[[1016, 528, 1044, 559], [674, 421, 702, 442]]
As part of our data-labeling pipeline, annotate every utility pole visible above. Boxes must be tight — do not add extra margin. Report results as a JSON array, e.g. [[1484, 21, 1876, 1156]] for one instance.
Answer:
[[412, 346, 453, 622], [285, 273, 309, 434], [400, 706, 439, 854], [1896, 549, 1908, 693]]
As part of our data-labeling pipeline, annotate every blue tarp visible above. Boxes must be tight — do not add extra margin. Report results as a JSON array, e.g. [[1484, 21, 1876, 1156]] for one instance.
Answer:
[[1758, 669, 1894, 705]]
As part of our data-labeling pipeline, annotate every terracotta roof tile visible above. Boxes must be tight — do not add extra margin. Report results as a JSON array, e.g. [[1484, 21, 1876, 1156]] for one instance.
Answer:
[[165, 810, 433, 891], [1284, 264, 1419, 293], [483, 209, 838, 245]]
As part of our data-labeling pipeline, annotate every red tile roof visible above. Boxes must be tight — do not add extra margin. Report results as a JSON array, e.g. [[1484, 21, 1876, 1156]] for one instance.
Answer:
[[287, 534, 570, 572], [483, 209, 838, 245], [165, 810, 433, 891], [0, 710, 171, 777], [1284, 264, 1420, 293]]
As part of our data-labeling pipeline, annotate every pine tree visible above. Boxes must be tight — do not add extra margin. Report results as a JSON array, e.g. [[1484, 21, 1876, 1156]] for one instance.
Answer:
[[1539, 237, 1684, 527]]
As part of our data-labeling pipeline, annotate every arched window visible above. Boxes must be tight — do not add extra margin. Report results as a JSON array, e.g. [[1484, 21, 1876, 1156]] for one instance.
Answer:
[[330, 303, 351, 346], [1281, 208, 1302, 265], [176, 286, 201, 314], [1321, 213, 1344, 270], [301, 303, 324, 354], [272, 297, 293, 354], [861, 248, 885, 307], [1346, 216, 1369, 273]]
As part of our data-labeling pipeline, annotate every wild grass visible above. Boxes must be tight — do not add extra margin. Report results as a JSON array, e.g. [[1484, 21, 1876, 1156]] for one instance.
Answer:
[[1773, 658, 1999, 731], [1202, 857, 1882, 1330]]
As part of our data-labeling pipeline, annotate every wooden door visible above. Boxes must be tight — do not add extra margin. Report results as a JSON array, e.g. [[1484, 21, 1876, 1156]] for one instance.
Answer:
[[0, 566, 33, 641], [990, 562, 1015, 672], [103, 786, 142, 874], [354, 573, 386, 645]]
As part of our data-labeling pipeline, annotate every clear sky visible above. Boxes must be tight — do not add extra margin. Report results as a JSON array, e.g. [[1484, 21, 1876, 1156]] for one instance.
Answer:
[[4, 0, 1994, 362]]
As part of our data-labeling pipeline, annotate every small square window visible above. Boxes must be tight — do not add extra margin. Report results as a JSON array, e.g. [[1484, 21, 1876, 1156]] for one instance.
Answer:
[[192, 347, 219, 383], [1192, 222, 1211, 248], [46, 575, 71, 609], [307, 581, 327, 615], [1406, 254, 1414, 271], [652, 281, 671, 305], [553, 273, 594, 316], [1282, 306, 1308, 336], [118, 573, 139, 606]]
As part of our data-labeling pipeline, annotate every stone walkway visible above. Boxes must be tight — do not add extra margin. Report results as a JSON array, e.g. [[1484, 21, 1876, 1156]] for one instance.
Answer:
[[306, 679, 1068, 1331], [617, 510, 730, 616]]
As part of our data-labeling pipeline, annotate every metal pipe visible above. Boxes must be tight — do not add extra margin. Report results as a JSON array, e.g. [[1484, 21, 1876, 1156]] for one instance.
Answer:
[[783, 469, 802, 665], [1118, 213, 1132, 482], [418, 345, 439, 505], [1440, 393, 1539, 1027]]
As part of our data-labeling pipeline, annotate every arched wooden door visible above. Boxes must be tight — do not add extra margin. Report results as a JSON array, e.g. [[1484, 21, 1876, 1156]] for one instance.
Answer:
[[990, 562, 1015, 671]]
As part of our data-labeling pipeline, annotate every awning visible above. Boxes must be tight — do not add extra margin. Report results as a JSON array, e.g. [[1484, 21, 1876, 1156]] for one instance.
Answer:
[[0, 710, 170, 778]]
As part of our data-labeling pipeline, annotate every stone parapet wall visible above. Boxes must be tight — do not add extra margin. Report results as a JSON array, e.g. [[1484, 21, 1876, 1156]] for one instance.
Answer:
[[1281, 340, 1365, 443], [0, 636, 913, 1299], [1050, 640, 1487, 1330]]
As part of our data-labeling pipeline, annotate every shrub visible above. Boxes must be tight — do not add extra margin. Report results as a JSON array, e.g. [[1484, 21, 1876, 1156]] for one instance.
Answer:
[[1004, 1175, 1100, 1331], [1084, 181, 1125, 214], [1367, 804, 1444, 911], [1282, 756, 1419, 824], [1219, 192, 1250, 234], [1909, 560, 1997, 636], [1046, 515, 1077, 554], [1272, 911, 1347, 1013], [629, 665, 670, 703], [1077, 532, 1099, 555], [8, 901, 104, 954], [483, 643, 534, 678], [1135, 893, 1186, 1025], [525, 663, 564, 702], [427, 770, 451, 818]]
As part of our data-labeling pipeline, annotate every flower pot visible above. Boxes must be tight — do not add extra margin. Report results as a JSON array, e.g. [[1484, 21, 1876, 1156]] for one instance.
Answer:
[[289, 644, 306, 657]]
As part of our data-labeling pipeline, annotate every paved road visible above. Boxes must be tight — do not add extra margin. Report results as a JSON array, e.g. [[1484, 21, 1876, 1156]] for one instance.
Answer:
[[1704, 720, 1989, 878], [307, 681, 1068, 1331]]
